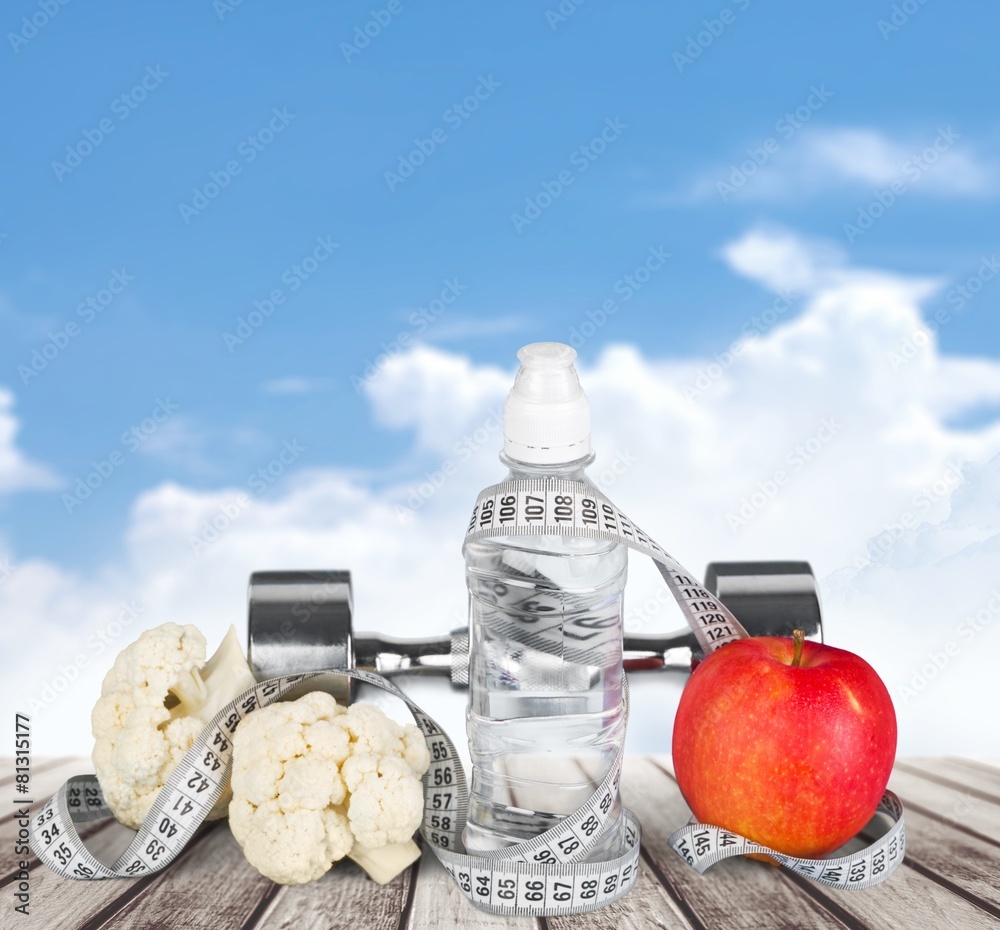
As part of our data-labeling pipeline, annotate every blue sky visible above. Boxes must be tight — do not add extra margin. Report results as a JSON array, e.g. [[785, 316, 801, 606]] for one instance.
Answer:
[[2, 1, 999, 571], [4, 2, 1000, 757]]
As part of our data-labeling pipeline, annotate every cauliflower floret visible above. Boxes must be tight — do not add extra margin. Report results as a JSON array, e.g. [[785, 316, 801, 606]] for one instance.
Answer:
[[342, 754, 426, 849], [229, 691, 431, 885], [91, 622, 257, 829], [401, 724, 432, 775], [228, 798, 354, 886]]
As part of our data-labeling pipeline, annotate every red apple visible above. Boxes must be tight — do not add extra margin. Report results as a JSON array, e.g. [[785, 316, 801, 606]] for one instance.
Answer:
[[672, 631, 897, 859]]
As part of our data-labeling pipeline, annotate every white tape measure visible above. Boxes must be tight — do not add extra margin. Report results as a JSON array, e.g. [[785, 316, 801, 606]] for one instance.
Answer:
[[29, 672, 429, 882], [668, 791, 905, 889], [462, 477, 905, 892], [28, 667, 639, 915], [464, 477, 751, 655]]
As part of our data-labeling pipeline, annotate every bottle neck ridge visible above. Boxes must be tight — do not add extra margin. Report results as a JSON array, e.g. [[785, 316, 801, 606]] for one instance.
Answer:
[[499, 450, 595, 480]]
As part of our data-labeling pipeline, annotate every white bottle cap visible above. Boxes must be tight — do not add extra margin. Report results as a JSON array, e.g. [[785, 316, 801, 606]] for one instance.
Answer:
[[503, 342, 591, 465]]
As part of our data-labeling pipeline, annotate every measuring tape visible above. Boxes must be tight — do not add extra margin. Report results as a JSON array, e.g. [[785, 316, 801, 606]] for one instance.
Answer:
[[29, 672, 412, 882], [668, 791, 905, 889], [30, 476, 904, 913], [462, 477, 905, 892], [464, 477, 751, 655], [28, 666, 639, 915]]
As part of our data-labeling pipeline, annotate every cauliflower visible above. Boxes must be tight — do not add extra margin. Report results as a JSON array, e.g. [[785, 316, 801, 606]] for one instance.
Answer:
[[92, 622, 257, 829], [228, 690, 431, 885]]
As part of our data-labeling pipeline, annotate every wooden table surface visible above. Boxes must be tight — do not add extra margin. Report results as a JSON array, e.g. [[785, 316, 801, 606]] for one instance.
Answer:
[[4, 756, 999, 930]]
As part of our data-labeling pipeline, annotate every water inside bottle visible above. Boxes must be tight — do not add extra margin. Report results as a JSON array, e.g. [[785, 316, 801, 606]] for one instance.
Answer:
[[464, 529, 627, 860]]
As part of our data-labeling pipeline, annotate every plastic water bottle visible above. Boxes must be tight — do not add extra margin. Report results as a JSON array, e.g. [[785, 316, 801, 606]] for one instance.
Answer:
[[464, 342, 627, 860]]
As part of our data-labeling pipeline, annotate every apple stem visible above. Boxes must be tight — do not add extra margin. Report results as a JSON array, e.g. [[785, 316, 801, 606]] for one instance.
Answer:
[[791, 629, 805, 667]]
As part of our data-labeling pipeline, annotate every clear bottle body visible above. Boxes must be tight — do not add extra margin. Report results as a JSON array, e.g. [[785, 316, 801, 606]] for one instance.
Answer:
[[464, 454, 627, 860]]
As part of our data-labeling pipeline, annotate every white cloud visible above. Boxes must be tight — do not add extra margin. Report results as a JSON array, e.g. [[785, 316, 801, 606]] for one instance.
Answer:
[[683, 125, 999, 203], [363, 345, 511, 452], [4, 228, 1000, 767], [822, 452, 1000, 754], [0, 387, 60, 493], [720, 225, 850, 292], [426, 315, 529, 341], [133, 412, 269, 477], [260, 376, 335, 395], [800, 128, 996, 195], [134, 414, 210, 467]]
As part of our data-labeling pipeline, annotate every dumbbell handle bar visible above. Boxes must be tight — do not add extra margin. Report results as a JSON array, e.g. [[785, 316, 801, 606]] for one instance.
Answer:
[[356, 630, 696, 680], [247, 563, 822, 690]]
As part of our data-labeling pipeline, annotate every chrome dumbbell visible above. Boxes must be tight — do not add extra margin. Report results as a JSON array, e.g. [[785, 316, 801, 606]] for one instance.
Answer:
[[246, 562, 823, 702]]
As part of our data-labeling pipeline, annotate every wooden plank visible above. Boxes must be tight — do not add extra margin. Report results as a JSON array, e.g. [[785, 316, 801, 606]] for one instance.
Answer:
[[0, 757, 78, 790], [9, 758, 1000, 929], [887, 766, 1000, 847], [0, 758, 93, 828], [86, 823, 279, 930], [14, 824, 222, 930], [0, 818, 116, 887], [872, 801, 1000, 919], [897, 758, 1000, 803], [778, 861, 999, 930], [254, 852, 416, 930], [0, 757, 119, 884], [539, 756, 697, 930], [954, 758, 1000, 775], [0, 758, 178, 887], [551, 858, 700, 930], [9, 760, 418, 930], [776, 793, 1000, 929], [16, 801, 409, 930], [405, 839, 540, 930], [646, 755, 999, 930], [617, 756, 847, 930], [404, 756, 687, 930]]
